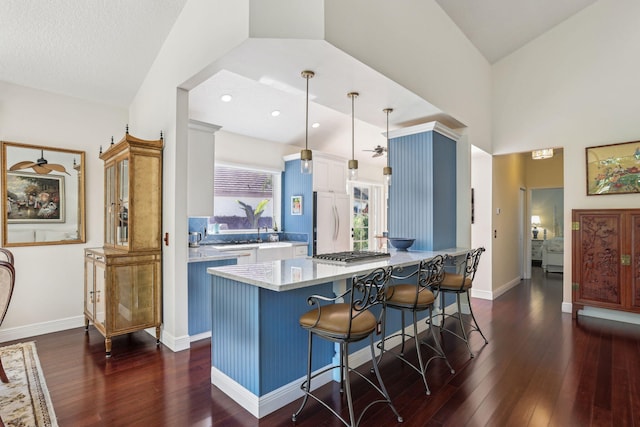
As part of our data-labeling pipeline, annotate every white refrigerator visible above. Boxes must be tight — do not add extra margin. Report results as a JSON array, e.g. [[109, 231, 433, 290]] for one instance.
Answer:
[[313, 191, 351, 255]]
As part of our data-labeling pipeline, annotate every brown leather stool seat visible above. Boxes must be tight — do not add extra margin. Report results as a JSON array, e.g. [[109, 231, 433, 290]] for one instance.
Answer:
[[293, 267, 403, 427], [386, 284, 436, 307], [299, 303, 377, 341], [375, 255, 454, 395], [439, 273, 472, 290]]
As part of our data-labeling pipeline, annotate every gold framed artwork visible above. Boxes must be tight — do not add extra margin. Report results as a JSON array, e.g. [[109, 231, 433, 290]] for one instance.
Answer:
[[586, 140, 640, 195]]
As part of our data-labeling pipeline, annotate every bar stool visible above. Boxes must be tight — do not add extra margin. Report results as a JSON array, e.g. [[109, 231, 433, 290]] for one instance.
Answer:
[[292, 266, 403, 427], [433, 247, 488, 358], [375, 255, 454, 395]]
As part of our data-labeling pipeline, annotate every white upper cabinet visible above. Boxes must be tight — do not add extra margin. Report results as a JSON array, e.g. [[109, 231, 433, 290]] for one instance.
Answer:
[[312, 154, 347, 194], [187, 120, 221, 217]]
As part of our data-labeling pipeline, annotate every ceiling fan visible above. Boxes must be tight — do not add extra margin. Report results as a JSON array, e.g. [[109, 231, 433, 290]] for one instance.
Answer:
[[363, 145, 387, 158], [10, 150, 70, 175]]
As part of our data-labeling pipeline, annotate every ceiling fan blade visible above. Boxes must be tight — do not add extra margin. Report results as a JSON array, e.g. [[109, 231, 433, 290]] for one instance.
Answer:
[[46, 164, 70, 175], [372, 152, 383, 158], [9, 161, 37, 171], [32, 165, 52, 174]]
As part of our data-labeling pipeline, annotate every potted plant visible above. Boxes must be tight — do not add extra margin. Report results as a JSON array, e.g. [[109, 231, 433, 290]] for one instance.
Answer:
[[237, 199, 270, 229]]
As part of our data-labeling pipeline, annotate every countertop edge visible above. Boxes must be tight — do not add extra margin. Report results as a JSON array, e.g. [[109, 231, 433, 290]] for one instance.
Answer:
[[207, 247, 471, 291]]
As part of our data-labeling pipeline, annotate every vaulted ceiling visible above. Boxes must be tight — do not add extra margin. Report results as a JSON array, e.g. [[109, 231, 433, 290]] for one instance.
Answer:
[[0, 0, 598, 157]]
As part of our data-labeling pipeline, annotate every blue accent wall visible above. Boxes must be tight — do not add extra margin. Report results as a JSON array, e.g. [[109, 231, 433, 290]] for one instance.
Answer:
[[283, 159, 314, 255], [188, 258, 236, 335], [211, 276, 334, 396], [388, 129, 456, 251]]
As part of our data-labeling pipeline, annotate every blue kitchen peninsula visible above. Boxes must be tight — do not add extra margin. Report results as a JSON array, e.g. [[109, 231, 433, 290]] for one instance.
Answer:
[[207, 248, 469, 418]]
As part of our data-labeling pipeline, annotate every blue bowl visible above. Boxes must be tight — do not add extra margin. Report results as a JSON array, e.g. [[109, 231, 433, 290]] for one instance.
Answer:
[[387, 237, 415, 251]]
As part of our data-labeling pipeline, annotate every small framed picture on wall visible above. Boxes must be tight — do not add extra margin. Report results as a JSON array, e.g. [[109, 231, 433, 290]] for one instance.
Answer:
[[291, 195, 302, 215]]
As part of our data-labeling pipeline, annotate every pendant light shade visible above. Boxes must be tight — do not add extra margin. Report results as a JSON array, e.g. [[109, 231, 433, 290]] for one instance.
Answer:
[[300, 70, 315, 174], [348, 92, 359, 180], [383, 108, 393, 186]]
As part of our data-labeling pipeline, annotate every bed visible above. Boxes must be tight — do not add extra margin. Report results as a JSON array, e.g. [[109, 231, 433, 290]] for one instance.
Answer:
[[542, 237, 564, 273]]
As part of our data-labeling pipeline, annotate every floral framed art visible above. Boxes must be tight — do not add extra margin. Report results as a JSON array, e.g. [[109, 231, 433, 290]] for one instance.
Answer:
[[586, 140, 640, 195]]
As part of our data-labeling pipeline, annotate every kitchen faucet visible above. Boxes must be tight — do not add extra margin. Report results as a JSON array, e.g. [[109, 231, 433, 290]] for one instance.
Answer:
[[257, 226, 269, 243]]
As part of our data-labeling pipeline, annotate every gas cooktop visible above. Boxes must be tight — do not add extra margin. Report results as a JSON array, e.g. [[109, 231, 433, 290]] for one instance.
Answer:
[[312, 251, 391, 265]]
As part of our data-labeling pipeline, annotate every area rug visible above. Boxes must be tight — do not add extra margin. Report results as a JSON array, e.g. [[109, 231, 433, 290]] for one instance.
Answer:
[[0, 342, 58, 426]]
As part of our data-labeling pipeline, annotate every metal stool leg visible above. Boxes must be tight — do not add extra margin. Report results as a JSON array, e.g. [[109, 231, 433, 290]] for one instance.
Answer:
[[427, 309, 455, 374], [292, 331, 313, 421], [456, 293, 474, 357], [466, 290, 489, 344], [412, 310, 431, 395]]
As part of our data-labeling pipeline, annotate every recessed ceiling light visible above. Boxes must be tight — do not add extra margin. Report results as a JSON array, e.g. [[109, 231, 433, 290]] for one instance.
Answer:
[[220, 94, 232, 102], [271, 110, 281, 117], [312, 122, 320, 128]]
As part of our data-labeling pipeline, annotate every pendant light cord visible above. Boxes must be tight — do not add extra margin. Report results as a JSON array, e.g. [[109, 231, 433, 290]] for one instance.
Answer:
[[386, 109, 390, 168], [351, 94, 355, 161], [305, 75, 309, 151]]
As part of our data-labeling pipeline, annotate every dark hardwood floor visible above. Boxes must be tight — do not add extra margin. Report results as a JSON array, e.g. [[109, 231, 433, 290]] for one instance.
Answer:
[[10, 267, 640, 426]]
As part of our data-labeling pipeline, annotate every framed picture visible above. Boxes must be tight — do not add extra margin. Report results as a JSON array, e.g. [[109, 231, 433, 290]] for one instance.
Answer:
[[291, 195, 303, 215], [586, 140, 640, 195], [6, 171, 65, 223]]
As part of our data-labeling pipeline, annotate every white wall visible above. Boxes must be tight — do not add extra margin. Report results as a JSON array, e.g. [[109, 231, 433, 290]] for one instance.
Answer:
[[492, 0, 640, 316], [0, 81, 126, 340], [471, 146, 493, 300], [324, 0, 493, 153]]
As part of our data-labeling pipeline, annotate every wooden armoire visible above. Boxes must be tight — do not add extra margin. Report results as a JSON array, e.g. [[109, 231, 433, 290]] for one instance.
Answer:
[[572, 209, 640, 317]]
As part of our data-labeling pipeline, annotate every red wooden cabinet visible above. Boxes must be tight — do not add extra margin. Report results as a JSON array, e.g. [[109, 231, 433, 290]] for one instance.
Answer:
[[572, 209, 640, 317]]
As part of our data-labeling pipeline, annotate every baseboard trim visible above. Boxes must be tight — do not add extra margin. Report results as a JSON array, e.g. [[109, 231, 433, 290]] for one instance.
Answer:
[[189, 331, 211, 343], [561, 302, 572, 313], [0, 315, 85, 343], [578, 306, 640, 325], [211, 364, 334, 418], [160, 330, 190, 352], [210, 321, 443, 418], [491, 277, 521, 299]]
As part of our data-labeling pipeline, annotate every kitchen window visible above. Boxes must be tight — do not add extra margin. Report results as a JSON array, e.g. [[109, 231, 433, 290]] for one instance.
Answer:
[[212, 164, 281, 232]]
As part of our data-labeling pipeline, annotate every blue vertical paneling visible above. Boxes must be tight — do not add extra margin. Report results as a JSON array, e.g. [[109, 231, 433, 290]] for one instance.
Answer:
[[283, 159, 313, 255], [188, 258, 236, 335], [211, 275, 335, 397], [212, 277, 261, 395], [432, 132, 457, 250], [258, 283, 334, 395], [388, 129, 456, 251]]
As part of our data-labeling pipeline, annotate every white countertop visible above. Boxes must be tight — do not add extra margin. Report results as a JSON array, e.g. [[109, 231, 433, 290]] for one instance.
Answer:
[[188, 246, 252, 263], [188, 241, 308, 263], [206, 241, 307, 251], [207, 247, 470, 291]]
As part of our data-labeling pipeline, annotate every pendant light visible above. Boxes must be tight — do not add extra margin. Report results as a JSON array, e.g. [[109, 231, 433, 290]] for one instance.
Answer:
[[300, 70, 315, 174], [383, 108, 393, 186], [347, 92, 359, 180]]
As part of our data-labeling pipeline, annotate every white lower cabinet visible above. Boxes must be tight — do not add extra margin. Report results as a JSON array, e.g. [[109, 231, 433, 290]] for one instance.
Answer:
[[256, 244, 308, 263]]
